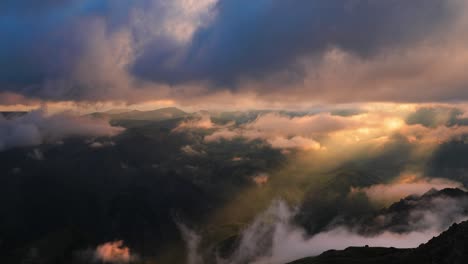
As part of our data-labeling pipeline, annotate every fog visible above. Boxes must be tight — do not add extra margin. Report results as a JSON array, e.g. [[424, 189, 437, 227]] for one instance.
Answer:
[[212, 196, 468, 264]]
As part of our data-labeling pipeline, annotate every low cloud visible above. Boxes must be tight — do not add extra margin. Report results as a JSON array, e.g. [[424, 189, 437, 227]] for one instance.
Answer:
[[95, 241, 134, 263], [353, 175, 465, 205], [200, 107, 468, 153], [255, 226, 440, 264], [89, 141, 116, 149], [215, 195, 468, 264], [267, 136, 321, 151], [174, 114, 215, 131], [0, 110, 123, 151], [204, 128, 240, 142], [400, 124, 468, 144], [246, 113, 357, 137], [181, 145, 205, 156], [177, 223, 203, 264], [203, 113, 346, 150], [28, 148, 44, 161]]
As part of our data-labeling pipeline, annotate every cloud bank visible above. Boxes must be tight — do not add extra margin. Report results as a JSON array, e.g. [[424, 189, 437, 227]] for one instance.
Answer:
[[0, 110, 123, 151]]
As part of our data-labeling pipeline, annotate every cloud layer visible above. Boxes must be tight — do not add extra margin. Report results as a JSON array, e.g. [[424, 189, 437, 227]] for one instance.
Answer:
[[198, 106, 468, 152], [2, 0, 468, 105], [0, 110, 122, 151]]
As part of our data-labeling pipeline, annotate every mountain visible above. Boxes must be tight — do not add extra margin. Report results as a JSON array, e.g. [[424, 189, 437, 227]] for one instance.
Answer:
[[410, 220, 468, 264], [288, 247, 409, 264], [342, 188, 468, 235], [112, 107, 187, 121], [104, 108, 133, 114], [89, 107, 187, 121], [0, 117, 285, 264], [288, 196, 468, 264], [288, 220, 468, 264]]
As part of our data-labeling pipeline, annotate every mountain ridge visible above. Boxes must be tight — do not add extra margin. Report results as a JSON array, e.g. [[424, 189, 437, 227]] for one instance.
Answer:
[[288, 208, 468, 264], [89, 107, 187, 121]]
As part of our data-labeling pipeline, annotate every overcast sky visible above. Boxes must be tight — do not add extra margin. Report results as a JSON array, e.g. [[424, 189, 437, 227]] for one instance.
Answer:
[[2, 0, 468, 110]]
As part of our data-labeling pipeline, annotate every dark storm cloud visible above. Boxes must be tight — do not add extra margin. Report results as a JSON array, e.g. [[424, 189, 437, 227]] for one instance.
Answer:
[[0, 1, 102, 99], [132, 0, 455, 85], [0, 0, 153, 101], [0, 0, 211, 101]]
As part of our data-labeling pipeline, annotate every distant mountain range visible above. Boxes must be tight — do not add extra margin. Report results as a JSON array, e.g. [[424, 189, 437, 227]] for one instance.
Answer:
[[89, 107, 187, 121], [0, 111, 27, 119]]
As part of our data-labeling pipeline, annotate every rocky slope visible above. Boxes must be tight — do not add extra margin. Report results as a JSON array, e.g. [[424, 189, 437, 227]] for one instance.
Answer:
[[288, 219, 468, 264]]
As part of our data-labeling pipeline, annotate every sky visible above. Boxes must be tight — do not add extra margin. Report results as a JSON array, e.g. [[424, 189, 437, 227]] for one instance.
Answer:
[[2, 0, 468, 112]]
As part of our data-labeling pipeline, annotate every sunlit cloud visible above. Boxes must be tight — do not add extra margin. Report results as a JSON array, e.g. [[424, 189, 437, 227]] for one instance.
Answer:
[[352, 174, 465, 205], [175, 114, 215, 131], [95, 241, 134, 263], [198, 104, 468, 153]]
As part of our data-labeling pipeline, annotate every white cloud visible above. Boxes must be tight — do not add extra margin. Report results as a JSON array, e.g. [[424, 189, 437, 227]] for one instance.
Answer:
[[177, 223, 203, 264], [204, 128, 240, 142]]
